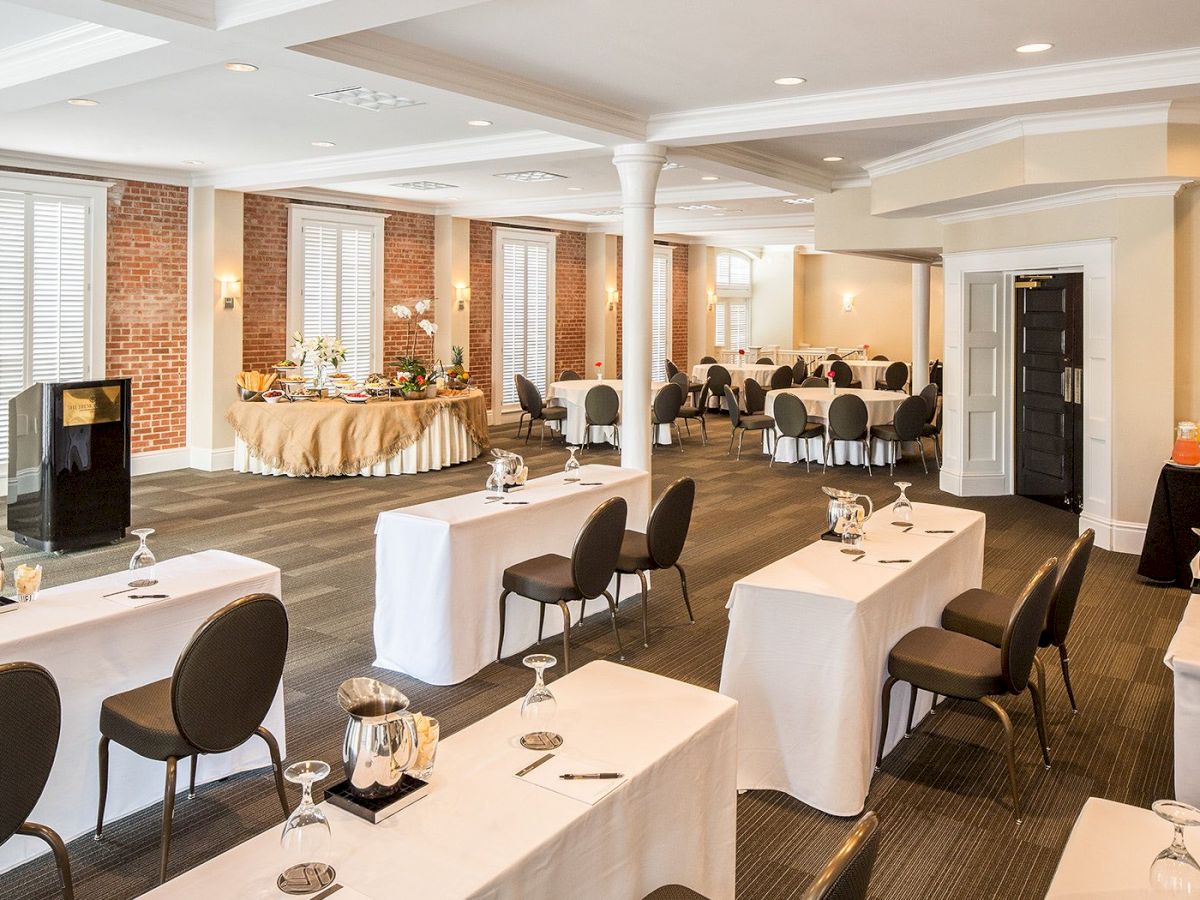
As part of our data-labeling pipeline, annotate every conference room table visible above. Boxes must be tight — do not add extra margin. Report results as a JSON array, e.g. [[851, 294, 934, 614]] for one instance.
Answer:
[[144, 661, 738, 900], [763, 387, 906, 466], [546, 378, 672, 445], [374, 464, 651, 685], [0, 551, 285, 875], [720, 502, 986, 815]]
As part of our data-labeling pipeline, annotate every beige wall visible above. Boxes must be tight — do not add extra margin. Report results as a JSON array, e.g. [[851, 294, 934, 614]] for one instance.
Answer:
[[798, 252, 945, 364], [751, 245, 798, 348], [1178, 184, 1200, 421]]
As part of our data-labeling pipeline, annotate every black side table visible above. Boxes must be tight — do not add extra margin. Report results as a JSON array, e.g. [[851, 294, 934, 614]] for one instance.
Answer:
[[1138, 464, 1200, 588]]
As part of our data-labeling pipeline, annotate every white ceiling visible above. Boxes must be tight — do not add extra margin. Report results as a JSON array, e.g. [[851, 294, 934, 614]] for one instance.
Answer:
[[0, 1, 82, 49]]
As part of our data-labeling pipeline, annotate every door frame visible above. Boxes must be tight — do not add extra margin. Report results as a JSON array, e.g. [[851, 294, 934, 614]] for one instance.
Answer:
[[941, 239, 1119, 550]]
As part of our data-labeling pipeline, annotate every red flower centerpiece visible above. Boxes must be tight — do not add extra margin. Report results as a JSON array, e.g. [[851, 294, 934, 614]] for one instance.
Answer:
[[595, 361, 603, 380], [738, 348, 746, 358]]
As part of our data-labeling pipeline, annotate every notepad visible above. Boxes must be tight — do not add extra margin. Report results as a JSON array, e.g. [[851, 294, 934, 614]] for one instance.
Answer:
[[515, 750, 627, 805]]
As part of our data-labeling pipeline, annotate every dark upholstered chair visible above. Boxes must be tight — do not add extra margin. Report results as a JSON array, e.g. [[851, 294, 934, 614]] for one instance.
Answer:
[[615, 478, 696, 647], [1, 663, 73, 899], [699, 355, 717, 364], [829, 360, 861, 389], [792, 360, 808, 383], [583, 383, 621, 451], [725, 385, 774, 460], [824, 394, 872, 475], [917, 383, 941, 464], [706, 364, 738, 410], [558, 368, 582, 381], [877, 559, 1059, 823], [665, 359, 679, 379], [497, 497, 627, 673], [743, 378, 768, 415], [826, 353, 842, 361], [870, 395, 929, 476], [770, 365, 794, 391], [651, 382, 685, 452], [871, 354, 889, 361], [677, 382, 709, 444], [643, 810, 879, 900], [515, 373, 567, 444], [96, 593, 290, 883], [813, 363, 826, 378], [801, 376, 826, 388], [771, 393, 825, 472], [876, 361, 909, 391], [942, 530, 1095, 714], [755, 356, 774, 365]]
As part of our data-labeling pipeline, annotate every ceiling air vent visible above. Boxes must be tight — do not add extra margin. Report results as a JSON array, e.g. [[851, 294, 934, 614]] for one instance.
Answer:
[[311, 86, 424, 111], [393, 181, 458, 191], [494, 171, 566, 183]]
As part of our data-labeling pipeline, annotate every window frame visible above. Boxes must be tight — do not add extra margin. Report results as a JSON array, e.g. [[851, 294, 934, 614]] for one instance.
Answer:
[[713, 249, 752, 351], [652, 245, 673, 381], [491, 226, 557, 414], [715, 249, 752, 298], [286, 204, 386, 375]]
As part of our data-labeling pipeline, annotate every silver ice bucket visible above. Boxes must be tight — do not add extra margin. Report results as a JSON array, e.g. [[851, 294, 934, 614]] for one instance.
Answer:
[[337, 677, 418, 799]]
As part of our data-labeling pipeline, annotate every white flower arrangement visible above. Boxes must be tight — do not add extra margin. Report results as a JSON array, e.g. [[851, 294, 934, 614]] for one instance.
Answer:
[[290, 332, 347, 369]]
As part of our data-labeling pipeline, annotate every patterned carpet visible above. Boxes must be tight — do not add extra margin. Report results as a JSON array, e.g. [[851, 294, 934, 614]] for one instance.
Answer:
[[0, 414, 1188, 899]]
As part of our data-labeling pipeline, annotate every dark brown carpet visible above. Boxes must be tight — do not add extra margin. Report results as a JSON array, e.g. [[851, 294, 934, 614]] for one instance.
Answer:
[[0, 415, 1188, 899]]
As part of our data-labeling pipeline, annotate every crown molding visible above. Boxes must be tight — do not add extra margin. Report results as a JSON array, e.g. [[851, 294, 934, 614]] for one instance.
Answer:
[[0, 149, 192, 186], [935, 178, 1193, 224], [260, 187, 437, 216], [670, 144, 832, 194], [646, 46, 1200, 145], [447, 181, 783, 220], [865, 102, 1178, 178], [831, 175, 871, 190], [0, 22, 166, 91]]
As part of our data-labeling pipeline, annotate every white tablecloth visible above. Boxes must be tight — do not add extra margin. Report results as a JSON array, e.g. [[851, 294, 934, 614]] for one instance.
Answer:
[[763, 387, 905, 466], [545, 379, 671, 446], [834, 359, 903, 386], [0, 551, 285, 874], [719, 502, 985, 815], [374, 465, 652, 685], [144, 661, 738, 900], [1165, 592, 1200, 806], [233, 404, 480, 476], [1046, 797, 1188, 898], [691, 364, 778, 410]]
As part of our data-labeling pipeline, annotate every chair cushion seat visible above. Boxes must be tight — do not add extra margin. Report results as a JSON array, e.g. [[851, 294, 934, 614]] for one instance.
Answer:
[[870, 423, 901, 441], [502, 554, 581, 603], [643, 887, 705, 900], [887, 627, 1006, 700], [101, 677, 194, 760], [940, 588, 1011, 646], [738, 414, 775, 431], [921, 423, 938, 436], [616, 529, 653, 573], [678, 405, 702, 418], [538, 406, 568, 421]]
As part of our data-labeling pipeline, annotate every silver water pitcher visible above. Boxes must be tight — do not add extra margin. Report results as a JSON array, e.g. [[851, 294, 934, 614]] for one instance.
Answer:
[[823, 486, 874, 533], [337, 677, 418, 799]]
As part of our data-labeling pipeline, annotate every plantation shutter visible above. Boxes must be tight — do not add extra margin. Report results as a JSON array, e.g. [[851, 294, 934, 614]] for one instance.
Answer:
[[299, 221, 374, 379], [729, 301, 749, 351], [651, 250, 670, 381], [501, 237, 550, 405], [714, 303, 726, 346]]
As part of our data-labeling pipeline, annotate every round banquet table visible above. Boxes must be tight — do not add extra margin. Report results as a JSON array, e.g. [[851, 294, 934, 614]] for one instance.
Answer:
[[227, 389, 489, 477], [832, 358, 906, 387], [763, 387, 906, 465], [691, 363, 778, 410], [546, 379, 672, 445]]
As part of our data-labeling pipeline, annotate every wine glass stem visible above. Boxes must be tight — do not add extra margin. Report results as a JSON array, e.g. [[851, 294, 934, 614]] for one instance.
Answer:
[[301, 780, 314, 808], [1172, 825, 1189, 857], [534, 666, 546, 690]]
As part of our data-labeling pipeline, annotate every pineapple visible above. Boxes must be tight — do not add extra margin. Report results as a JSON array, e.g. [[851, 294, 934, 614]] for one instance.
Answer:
[[448, 345, 468, 385]]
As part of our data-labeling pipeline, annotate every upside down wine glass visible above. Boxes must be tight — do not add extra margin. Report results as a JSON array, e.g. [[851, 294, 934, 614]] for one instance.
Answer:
[[278, 760, 335, 895], [520, 654, 563, 750], [1149, 800, 1200, 894], [564, 446, 582, 483], [892, 482, 914, 526], [127, 527, 157, 588]]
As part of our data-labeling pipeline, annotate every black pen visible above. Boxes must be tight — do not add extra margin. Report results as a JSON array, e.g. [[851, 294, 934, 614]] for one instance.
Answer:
[[559, 772, 623, 780]]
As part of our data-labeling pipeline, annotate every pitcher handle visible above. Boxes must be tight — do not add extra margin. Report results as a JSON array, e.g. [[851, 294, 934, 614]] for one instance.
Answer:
[[862, 494, 874, 521]]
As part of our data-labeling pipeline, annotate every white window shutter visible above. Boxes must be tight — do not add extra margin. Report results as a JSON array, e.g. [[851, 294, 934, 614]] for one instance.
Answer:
[[714, 303, 726, 347], [299, 221, 375, 379], [651, 251, 669, 381], [501, 237, 550, 405], [0, 192, 25, 468]]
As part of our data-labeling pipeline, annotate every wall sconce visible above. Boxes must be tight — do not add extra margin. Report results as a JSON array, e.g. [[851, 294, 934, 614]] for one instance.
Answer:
[[221, 278, 241, 309], [455, 284, 470, 311], [841, 293, 856, 313], [707, 290, 716, 311], [607, 288, 619, 312]]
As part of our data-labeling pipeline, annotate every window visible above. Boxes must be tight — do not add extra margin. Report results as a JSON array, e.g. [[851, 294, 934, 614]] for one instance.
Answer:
[[0, 175, 106, 469], [287, 206, 385, 379], [651, 247, 672, 382], [716, 250, 751, 296], [492, 228, 555, 409], [713, 249, 751, 351]]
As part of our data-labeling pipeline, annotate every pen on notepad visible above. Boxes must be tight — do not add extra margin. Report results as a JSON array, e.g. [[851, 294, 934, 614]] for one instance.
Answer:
[[559, 772, 623, 780]]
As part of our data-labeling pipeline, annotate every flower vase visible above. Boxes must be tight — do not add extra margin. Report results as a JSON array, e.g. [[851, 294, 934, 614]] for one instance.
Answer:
[[425, 383, 438, 399], [829, 380, 836, 396]]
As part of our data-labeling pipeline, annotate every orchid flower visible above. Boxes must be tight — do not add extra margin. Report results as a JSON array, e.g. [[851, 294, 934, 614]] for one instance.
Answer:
[[392, 304, 412, 319]]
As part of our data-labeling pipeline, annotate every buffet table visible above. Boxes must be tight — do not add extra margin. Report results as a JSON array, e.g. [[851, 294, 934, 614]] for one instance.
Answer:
[[228, 390, 489, 477], [763, 387, 905, 466], [375, 465, 651, 685], [143, 661, 738, 900], [719, 502, 985, 815], [1138, 464, 1200, 588], [0, 551, 285, 875]]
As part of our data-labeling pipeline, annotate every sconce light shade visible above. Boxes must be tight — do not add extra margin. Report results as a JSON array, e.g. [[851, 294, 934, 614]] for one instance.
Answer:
[[707, 290, 717, 310], [841, 293, 855, 312], [607, 288, 619, 311], [456, 284, 470, 311], [221, 278, 241, 309]]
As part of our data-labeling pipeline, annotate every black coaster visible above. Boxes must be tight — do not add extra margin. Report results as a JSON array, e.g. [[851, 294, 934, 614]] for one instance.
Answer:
[[325, 775, 429, 824]]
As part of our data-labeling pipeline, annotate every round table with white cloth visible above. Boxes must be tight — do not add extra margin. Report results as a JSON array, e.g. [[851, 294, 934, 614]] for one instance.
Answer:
[[830, 359, 907, 387], [763, 387, 906, 465], [691, 363, 779, 410], [546, 379, 673, 445]]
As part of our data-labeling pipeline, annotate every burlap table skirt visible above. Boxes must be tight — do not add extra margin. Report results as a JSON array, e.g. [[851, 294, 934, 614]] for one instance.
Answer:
[[226, 390, 490, 477]]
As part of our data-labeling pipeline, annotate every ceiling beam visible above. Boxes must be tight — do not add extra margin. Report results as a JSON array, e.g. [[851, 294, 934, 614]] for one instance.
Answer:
[[669, 144, 831, 195]]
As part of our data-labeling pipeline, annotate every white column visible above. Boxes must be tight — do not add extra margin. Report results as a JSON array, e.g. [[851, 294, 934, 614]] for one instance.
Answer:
[[613, 143, 666, 479], [911, 262, 931, 392]]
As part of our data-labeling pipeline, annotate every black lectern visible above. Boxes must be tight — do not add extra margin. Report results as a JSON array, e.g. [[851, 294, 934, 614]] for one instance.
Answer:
[[7, 378, 132, 551]]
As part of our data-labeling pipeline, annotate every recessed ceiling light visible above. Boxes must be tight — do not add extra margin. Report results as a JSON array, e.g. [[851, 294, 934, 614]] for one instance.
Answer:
[[661, 161, 685, 170], [311, 140, 336, 148], [311, 86, 424, 112], [392, 181, 459, 191], [495, 170, 566, 183], [67, 98, 98, 107], [586, 209, 623, 217], [782, 197, 813, 205], [677, 204, 724, 211], [823, 156, 844, 162], [773, 76, 806, 86], [1016, 42, 1053, 53], [566, 186, 583, 191], [700, 175, 720, 181], [224, 62, 258, 72], [445, 197, 460, 202], [713, 212, 726, 217], [466, 119, 492, 127], [182, 159, 205, 166]]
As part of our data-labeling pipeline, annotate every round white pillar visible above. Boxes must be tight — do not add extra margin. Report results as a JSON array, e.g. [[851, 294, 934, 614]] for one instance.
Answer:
[[911, 263, 931, 392], [613, 143, 666, 481]]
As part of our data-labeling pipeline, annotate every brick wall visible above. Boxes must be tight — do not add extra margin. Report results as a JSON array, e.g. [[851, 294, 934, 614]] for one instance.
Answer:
[[555, 230, 586, 378], [612, 238, 689, 376], [468, 219, 494, 404]]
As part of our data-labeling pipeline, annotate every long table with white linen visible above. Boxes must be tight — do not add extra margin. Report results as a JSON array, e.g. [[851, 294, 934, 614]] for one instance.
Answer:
[[719, 502, 985, 815], [1046, 797, 1187, 897], [144, 660, 738, 900], [0, 550, 285, 874], [1164, 589, 1200, 806], [374, 465, 651, 685], [546, 378, 671, 445], [763, 387, 905, 466]]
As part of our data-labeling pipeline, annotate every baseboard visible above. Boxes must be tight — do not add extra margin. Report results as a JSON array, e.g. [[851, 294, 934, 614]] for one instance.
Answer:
[[131, 447, 190, 476], [1080, 510, 1147, 556], [188, 446, 234, 472], [938, 469, 1008, 497]]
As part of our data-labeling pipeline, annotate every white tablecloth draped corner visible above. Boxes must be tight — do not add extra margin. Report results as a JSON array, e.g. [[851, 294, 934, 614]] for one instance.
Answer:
[[1164, 592, 1200, 806], [763, 387, 906, 466], [546, 379, 672, 446]]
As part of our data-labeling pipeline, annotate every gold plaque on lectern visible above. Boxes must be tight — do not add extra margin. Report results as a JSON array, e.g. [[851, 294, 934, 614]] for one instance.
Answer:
[[62, 385, 122, 427]]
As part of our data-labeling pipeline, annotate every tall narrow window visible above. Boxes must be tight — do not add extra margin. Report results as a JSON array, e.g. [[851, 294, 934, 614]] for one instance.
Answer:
[[651, 247, 672, 381], [713, 249, 752, 352], [0, 178, 103, 469], [493, 228, 555, 409], [287, 206, 385, 380]]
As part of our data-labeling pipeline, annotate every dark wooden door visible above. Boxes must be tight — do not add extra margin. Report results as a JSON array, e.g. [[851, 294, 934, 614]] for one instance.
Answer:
[[1014, 273, 1084, 511]]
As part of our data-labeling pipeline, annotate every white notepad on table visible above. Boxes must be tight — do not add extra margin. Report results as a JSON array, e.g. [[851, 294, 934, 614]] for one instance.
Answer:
[[515, 750, 627, 805]]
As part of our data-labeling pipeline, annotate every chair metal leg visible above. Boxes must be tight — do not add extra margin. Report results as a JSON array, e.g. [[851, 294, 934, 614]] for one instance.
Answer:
[[539, 420, 547, 444], [256, 726, 290, 817], [905, 684, 918, 735], [918, 440, 929, 474], [769, 432, 778, 468], [602, 590, 625, 660], [804, 436, 812, 473], [863, 439, 872, 476], [1034, 654, 1047, 716], [557, 600, 572, 673], [159, 757, 178, 884], [524, 416, 533, 444], [875, 676, 898, 770], [888, 440, 895, 477], [1059, 643, 1079, 713], [17, 823, 74, 900], [675, 422, 684, 452], [675, 563, 694, 623], [496, 589, 510, 660], [699, 417, 707, 445], [930, 692, 940, 714], [636, 569, 650, 648], [736, 429, 745, 460], [727, 427, 737, 456], [1028, 679, 1052, 770], [979, 697, 1023, 824], [95, 735, 110, 840], [188, 754, 198, 799], [537, 602, 546, 643]]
